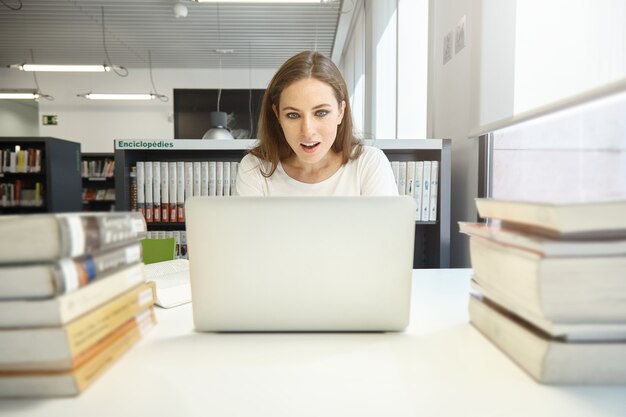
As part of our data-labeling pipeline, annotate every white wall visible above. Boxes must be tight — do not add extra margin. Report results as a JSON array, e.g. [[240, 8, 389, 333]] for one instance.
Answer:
[[0, 67, 275, 152], [0, 100, 39, 137]]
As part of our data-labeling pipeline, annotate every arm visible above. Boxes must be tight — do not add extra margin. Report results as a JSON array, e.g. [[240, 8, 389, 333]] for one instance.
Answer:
[[359, 147, 399, 196]]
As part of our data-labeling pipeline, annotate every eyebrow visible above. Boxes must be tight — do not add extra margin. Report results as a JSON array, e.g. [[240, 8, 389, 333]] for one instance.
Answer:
[[281, 104, 332, 112]]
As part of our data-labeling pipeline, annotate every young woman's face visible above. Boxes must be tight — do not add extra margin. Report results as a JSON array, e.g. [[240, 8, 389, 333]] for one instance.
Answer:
[[273, 77, 345, 166]]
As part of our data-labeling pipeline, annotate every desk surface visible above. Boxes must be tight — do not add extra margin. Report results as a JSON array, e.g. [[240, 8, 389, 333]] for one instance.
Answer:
[[2, 269, 625, 417]]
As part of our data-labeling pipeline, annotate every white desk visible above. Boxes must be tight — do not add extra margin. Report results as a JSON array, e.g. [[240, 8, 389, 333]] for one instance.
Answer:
[[2, 269, 625, 416]]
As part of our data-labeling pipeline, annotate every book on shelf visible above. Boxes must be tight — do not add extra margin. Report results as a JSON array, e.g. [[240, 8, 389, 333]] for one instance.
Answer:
[[0, 263, 145, 328], [469, 294, 626, 384], [136, 162, 145, 218], [160, 161, 169, 222], [466, 234, 626, 323], [389, 159, 439, 222], [168, 161, 177, 221], [144, 161, 153, 222], [0, 241, 142, 299], [0, 307, 156, 398], [0, 282, 155, 371], [176, 161, 185, 221], [152, 161, 161, 222], [475, 198, 626, 237], [0, 211, 147, 264]]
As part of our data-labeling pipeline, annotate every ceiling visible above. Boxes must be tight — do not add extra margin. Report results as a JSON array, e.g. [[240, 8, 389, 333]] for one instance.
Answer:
[[0, 0, 343, 69]]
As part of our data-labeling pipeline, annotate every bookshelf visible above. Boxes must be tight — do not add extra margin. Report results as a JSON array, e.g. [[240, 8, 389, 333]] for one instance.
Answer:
[[114, 139, 450, 268], [0, 137, 81, 214], [81, 153, 115, 212]]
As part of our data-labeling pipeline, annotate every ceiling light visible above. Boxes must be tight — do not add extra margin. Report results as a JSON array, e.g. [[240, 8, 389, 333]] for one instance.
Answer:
[[77, 93, 161, 101], [0, 89, 53, 101], [0, 92, 40, 100], [9, 64, 122, 73]]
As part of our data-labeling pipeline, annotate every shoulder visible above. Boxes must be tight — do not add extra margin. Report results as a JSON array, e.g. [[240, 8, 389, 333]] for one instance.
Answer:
[[356, 146, 391, 165], [238, 153, 269, 174]]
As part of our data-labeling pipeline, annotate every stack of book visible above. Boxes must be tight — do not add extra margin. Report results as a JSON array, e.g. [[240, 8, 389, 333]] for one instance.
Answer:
[[461, 199, 626, 384], [0, 212, 156, 397]]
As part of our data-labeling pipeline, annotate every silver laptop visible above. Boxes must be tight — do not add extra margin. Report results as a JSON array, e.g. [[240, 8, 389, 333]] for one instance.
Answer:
[[185, 196, 416, 332]]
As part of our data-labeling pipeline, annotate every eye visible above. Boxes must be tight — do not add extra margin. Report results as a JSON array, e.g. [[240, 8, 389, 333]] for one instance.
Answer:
[[286, 112, 300, 119], [315, 110, 329, 117]]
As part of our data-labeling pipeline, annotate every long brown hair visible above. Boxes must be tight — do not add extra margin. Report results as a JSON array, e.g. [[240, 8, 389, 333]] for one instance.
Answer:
[[249, 50, 362, 177]]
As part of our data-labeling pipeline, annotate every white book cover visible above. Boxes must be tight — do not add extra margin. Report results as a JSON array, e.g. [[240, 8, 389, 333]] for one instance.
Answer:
[[160, 161, 169, 222], [181, 231, 188, 259], [429, 161, 439, 221], [391, 161, 400, 189], [209, 161, 217, 196], [168, 161, 177, 222], [230, 161, 239, 195], [414, 161, 423, 221], [406, 161, 415, 197], [223, 162, 231, 197], [398, 161, 407, 196], [184, 162, 193, 201], [193, 162, 201, 197], [200, 161, 209, 196], [176, 161, 185, 221], [136, 162, 145, 217], [152, 161, 161, 222], [421, 161, 432, 221], [216, 161, 224, 197], [144, 161, 153, 223]]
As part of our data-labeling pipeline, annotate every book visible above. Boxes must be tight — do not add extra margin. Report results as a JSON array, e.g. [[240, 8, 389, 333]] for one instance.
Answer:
[[152, 161, 161, 222], [469, 294, 626, 384], [136, 162, 145, 217], [144, 161, 153, 222], [0, 263, 145, 328], [168, 161, 177, 222], [429, 161, 439, 221], [471, 279, 626, 341], [160, 161, 169, 222], [0, 242, 142, 299], [414, 161, 423, 221], [0, 212, 147, 264], [144, 259, 191, 308], [421, 161, 431, 221], [176, 161, 185, 221], [468, 235, 626, 322], [0, 307, 156, 397], [0, 282, 155, 371], [475, 199, 626, 238], [459, 221, 626, 257]]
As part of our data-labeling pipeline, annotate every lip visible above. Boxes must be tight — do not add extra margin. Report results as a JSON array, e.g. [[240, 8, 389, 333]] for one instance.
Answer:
[[300, 142, 320, 154]]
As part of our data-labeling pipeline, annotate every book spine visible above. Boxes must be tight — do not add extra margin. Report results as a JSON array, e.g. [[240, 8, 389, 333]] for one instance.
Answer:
[[201, 161, 209, 196], [216, 161, 223, 197], [0, 282, 155, 370], [152, 161, 161, 223], [406, 161, 415, 197], [54, 242, 143, 295], [176, 161, 185, 222], [136, 162, 145, 219], [208, 161, 217, 196], [429, 161, 439, 221], [421, 161, 432, 221], [59, 212, 147, 257], [230, 161, 238, 196], [223, 162, 231, 197], [160, 161, 169, 222], [168, 161, 177, 222], [414, 161, 423, 221], [144, 161, 153, 223], [193, 162, 201, 197], [0, 263, 145, 328]]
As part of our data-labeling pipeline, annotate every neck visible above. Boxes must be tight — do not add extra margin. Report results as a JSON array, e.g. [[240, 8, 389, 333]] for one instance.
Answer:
[[282, 152, 343, 184]]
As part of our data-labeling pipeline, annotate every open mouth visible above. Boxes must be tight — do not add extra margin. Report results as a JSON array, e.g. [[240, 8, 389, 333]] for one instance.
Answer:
[[300, 142, 321, 152]]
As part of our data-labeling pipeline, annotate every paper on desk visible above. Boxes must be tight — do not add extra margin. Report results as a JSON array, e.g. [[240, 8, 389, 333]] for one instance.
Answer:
[[144, 259, 191, 308]]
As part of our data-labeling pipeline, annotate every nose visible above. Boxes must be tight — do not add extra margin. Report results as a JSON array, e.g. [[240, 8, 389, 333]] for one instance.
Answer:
[[300, 116, 313, 136]]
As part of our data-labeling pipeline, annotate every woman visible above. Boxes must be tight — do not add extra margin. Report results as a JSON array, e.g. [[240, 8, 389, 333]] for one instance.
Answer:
[[236, 50, 398, 196]]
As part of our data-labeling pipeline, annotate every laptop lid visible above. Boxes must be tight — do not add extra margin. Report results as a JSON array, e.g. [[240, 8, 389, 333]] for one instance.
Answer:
[[185, 196, 415, 332]]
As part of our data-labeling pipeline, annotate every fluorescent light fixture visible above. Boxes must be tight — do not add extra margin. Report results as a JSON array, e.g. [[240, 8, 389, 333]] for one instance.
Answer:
[[0, 92, 40, 99], [9, 64, 122, 73], [77, 93, 159, 100]]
